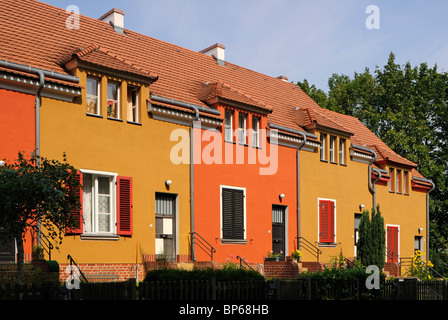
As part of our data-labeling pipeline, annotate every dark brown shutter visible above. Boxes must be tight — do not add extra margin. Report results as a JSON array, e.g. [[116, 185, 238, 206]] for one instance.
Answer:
[[117, 176, 133, 236], [222, 188, 244, 240]]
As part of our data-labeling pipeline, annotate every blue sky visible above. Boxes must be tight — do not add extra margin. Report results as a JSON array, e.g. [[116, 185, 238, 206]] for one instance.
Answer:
[[41, 0, 448, 91]]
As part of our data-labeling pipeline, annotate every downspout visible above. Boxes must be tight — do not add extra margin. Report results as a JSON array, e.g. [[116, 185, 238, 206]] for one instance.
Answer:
[[0, 59, 78, 259], [0, 59, 80, 162], [351, 144, 378, 209], [150, 94, 219, 262], [413, 176, 435, 260], [268, 123, 317, 256]]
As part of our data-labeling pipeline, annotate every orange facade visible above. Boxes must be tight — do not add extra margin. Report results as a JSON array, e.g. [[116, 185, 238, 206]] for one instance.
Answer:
[[0, 88, 36, 261], [193, 103, 299, 264], [0, 88, 35, 161]]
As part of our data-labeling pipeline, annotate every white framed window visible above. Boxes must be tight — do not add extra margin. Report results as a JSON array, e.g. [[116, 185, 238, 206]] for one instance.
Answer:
[[238, 113, 247, 145], [107, 80, 120, 119], [339, 138, 346, 164], [127, 85, 139, 123], [320, 134, 327, 161], [224, 109, 233, 142], [389, 168, 395, 192], [82, 171, 117, 235], [396, 169, 402, 193], [220, 185, 246, 242], [329, 136, 336, 163], [86, 76, 100, 115], [252, 116, 260, 147]]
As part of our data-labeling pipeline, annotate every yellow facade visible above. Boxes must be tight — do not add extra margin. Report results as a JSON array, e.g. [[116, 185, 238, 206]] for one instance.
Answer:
[[299, 131, 428, 264], [39, 68, 191, 266]]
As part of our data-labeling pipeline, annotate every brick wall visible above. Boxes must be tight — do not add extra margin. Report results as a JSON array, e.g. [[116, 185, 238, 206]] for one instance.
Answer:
[[301, 261, 325, 273], [384, 262, 400, 278], [263, 260, 298, 279], [59, 263, 143, 283]]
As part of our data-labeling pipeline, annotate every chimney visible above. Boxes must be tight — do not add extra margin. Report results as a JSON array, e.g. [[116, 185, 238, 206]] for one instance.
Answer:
[[99, 8, 125, 33], [200, 43, 225, 65], [277, 75, 289, 82]]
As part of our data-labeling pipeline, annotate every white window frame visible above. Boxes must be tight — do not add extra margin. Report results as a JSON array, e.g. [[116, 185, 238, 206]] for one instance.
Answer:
[[252, 116, 260, 147], [329, 136, 336, 163], [320, 134, 327, 161], [317, 197, 337, 246], [220, 185, 247, 243], [339, 138, 346, 164], [107, 80, 120, 119], [224, 109, 233, 142], [238, 113, 247, 145], [86, 76, 100, 115], [127, 85, 139, 123], [80, 169, 118, 236]]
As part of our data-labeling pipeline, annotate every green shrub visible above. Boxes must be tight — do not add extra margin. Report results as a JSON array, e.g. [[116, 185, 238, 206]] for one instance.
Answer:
[[298, 267, 385, 300]]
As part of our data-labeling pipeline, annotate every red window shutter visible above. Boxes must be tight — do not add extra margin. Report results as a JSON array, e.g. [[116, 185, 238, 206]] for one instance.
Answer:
[[117, 176, 133, 236], [67, 171, 83, 234], [319, 200, 335, 243], [387, 226, 399, 262]]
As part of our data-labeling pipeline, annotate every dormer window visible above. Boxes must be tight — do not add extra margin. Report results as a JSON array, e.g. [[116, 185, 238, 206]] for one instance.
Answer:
[[127, 85, 139, 123], [225, 109, 233, 142], [238, 113, 247, 145], [329, 136, 336, 163], [107, 80, 120, 119], [320, 133, 327, 161], [339, 138, 346, 165], [86, 76, 100, 115], [252, 116, 260, 148]]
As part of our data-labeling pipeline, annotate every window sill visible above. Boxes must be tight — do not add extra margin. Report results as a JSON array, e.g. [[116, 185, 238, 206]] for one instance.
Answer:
[[80, 234, 120, 241], [221, 239, 247, 245], [320, 159, 328, 163], [86, 113, 103, 118], [330, 161, 338, 165], [225, 140, 236, 144], [107, 117, 123, 122], [318, 242, 337, 248], [127, 121, 142, 126], [339, 163, 347, 167]]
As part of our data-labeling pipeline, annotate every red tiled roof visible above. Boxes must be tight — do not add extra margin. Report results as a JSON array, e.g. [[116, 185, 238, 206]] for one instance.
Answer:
[[294, 107, 354, 136], [69, 45, 158, 81], [0, 0, 420, 170], [198, 81, 273, 113]]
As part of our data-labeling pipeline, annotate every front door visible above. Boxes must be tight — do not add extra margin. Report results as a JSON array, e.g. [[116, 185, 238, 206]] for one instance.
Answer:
[[272, 205, 286, 260], [155, 193, 177, 261]]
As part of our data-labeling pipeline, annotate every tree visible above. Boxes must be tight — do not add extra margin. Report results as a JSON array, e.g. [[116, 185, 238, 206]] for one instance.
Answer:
[[297, 52, 448, 260], [0, 151, 81, 290], [357, 205, 385, 270]]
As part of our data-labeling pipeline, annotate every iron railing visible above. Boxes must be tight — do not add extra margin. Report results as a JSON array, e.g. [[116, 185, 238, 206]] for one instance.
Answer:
[[237, 255, 256, 272], [67, 254, 89, 284], [296, 237, 322, 261], [190, 232, 216, 261]]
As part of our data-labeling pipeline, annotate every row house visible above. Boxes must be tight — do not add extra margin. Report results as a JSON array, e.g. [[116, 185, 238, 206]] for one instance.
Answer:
[[0, 0, 434, 280]]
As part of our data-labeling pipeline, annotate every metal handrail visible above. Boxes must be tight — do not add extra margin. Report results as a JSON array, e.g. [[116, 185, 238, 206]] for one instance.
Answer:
[[190, 232, 216, 261], [67, 254, 89, 284], [386, 247, 399, 263], [296, 237, 322, 261], [31, 226, 53, 260], [237, 256, 255, 272]]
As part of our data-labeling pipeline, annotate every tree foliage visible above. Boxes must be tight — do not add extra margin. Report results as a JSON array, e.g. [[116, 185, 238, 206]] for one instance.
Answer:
[[357, 205, 385, 270], [297, 52, 448, 258], [0, 151, 81, 287]]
